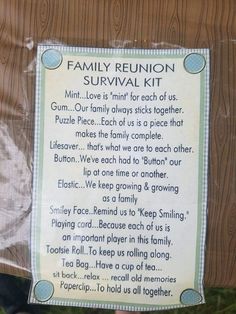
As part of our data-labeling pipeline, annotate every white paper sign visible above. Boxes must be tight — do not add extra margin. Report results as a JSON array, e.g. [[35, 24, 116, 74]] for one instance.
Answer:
[[30, 46, 209, 311]]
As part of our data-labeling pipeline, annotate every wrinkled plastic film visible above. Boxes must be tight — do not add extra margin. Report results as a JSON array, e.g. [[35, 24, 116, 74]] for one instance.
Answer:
[[0, 40, 34, 277], [0, 1, 235, 293]]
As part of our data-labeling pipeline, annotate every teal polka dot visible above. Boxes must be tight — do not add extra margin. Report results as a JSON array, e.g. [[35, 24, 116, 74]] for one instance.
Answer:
[[184, 53, 206, 74], [180, 289, 203, 305], [41, 49, 62, 69], [34, 280, 54, 302]]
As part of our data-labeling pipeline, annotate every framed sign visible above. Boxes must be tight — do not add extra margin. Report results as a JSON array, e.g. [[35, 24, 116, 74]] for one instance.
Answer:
[[30, 45, 209, 311]]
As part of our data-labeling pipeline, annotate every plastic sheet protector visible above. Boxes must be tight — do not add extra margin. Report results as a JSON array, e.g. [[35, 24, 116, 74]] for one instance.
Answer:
[[30, 45, 209, 311]]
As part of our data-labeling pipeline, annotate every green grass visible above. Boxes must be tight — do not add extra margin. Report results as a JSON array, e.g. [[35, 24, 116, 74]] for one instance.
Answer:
[[33, 288, 236, 313], [1, 287, 236, 313]]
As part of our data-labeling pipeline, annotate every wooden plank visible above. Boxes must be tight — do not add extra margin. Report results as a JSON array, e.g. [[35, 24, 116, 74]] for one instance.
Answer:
[[0, 0, 235, 287]]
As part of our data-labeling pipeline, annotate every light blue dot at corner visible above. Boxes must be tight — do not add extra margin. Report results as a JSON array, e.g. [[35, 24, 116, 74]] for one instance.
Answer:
[[180, 289, 203, 305], [41, 49, 63, 69], [184, 53, 206, 74], [34, 280, 54, 302]]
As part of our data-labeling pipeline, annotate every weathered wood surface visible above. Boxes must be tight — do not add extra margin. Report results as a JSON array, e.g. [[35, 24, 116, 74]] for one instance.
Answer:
[[0, 0, 235, 286]]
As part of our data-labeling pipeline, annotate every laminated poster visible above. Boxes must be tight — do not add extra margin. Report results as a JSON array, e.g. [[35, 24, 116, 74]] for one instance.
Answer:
[[30, 45, 209, 311]]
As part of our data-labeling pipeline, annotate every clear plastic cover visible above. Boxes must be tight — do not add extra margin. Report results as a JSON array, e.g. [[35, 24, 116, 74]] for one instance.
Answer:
[[0, 0, 235, 293]]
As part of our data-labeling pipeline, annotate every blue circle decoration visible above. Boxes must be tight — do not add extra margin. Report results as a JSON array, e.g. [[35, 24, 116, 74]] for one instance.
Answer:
[[180, 289, 203, 305], [34, 280, 54, 302], [41, 49, 62, 70], [184, 53, 206, 74]]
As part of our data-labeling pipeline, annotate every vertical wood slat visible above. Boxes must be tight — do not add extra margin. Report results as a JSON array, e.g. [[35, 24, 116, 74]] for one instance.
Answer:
[[0, 0, 235, 286]]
